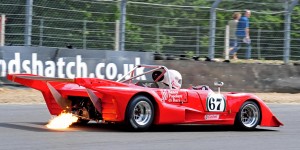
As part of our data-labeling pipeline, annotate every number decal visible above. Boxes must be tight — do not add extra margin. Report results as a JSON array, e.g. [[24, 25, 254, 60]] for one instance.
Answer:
[[206, 93, 226, 112]]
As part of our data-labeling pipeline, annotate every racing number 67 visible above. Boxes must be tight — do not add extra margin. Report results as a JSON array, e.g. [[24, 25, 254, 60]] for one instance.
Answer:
[[208, 97, 222, 110], [206, 94, 226, 112]]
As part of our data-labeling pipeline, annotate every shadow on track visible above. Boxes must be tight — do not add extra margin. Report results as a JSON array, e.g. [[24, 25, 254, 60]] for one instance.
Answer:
[[0, 122, 60, 132], [148, 124, 277, 132], [70, 123, 278, 132], [0, 122, 278, 132]]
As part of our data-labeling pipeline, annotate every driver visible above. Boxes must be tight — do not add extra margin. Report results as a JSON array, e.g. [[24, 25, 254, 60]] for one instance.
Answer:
[[152, 69, 182, 89]]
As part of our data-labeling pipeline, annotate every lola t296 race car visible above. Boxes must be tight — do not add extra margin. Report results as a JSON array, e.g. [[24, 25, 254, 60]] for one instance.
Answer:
[[7, 64, 283, 131]]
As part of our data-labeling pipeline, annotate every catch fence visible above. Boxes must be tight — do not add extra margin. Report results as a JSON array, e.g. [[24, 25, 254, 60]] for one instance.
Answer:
[[0, 0, 299, 62]]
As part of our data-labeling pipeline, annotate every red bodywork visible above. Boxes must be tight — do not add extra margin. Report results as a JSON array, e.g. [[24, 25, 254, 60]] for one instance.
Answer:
[[7, 72, 283, 128]]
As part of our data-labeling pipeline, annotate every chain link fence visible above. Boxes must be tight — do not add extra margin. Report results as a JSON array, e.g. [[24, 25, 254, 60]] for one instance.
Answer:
[[126, 1, 212, 58], [291, 2, 300, 60], [0, 0, 299, 62], [215, 1, 287, 60], [1, 0, 118, 49]]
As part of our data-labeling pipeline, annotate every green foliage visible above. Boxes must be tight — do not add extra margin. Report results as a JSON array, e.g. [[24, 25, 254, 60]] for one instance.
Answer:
[[185, 50, 195, 58]]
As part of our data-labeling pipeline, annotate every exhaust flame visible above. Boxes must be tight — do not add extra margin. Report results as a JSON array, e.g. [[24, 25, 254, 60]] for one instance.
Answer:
[[46, 113, 78, 129]]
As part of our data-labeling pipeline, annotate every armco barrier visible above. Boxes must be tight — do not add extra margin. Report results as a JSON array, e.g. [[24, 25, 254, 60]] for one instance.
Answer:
[[1, 46, 299, 93], [155, 60, 300, 93]]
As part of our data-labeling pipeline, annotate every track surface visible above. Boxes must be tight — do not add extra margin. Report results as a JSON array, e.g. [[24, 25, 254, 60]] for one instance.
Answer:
[[0, 104, 299, 150]]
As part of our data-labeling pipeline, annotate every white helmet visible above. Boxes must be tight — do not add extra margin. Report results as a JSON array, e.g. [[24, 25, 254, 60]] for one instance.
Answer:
[[161, 69, 182, 89]]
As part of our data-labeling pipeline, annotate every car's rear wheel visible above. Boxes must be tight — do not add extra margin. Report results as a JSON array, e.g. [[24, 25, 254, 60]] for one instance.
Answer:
[[126, 95, 154, 131], [235, 101, 261, 130]]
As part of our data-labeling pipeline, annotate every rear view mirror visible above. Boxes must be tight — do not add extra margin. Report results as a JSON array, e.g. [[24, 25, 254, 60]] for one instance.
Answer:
[[214, 81, 224, 87]]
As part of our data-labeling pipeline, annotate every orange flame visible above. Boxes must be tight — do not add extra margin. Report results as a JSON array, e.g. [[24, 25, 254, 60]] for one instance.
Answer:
[[46, 113, 78, 129]]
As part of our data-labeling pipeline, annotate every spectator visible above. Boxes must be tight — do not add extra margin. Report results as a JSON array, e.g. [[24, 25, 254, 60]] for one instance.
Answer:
[[235, 10, 252, 59], [228, 12, 241, 59]]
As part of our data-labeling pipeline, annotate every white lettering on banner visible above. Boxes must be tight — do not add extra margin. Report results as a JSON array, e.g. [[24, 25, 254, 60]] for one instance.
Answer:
[[76, 55, 87, 77], [22, 60, 31, 74], [0, 53, 148, 81], [66, 62, 75, 78], [57, 58, 66, 78], [32, 53, 43, 75], [106, 63, 117, 79], [0, 59, 6, 76], [95, 63, 105, 79], [8, 53, 20, 74], [45, 61, 55, 77]]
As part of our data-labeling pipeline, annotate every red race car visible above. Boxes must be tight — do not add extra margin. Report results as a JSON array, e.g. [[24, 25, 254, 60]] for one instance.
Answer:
[[7, 64, 283, 131]]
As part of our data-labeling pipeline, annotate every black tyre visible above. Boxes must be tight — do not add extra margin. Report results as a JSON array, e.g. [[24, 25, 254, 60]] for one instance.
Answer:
[[235, 101, 261, 130], [126, 95, 154, 131]]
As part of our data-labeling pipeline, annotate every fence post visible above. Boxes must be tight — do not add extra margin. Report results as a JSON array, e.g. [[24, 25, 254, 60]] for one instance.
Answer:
[[284, 0, 298, 64], [39, 18, 44, 46], [24, 0, 33, 46], [119, 0, 127, 51], [115, 20, 120, 51], [224, 25, 229, 60], [196, 26, 200, 56], [83, 20, 87, 49], [0, 14, 6, 46], [257, 29, 261, 59], [208, 0, 222, 59]]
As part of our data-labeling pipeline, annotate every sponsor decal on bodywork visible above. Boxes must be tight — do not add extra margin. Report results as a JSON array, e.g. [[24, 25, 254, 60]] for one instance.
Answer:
[[160, 89, 187, 103], [204, 114, 220, 120]]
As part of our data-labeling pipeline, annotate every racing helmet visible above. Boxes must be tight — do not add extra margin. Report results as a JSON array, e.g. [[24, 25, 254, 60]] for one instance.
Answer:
[[152, 69, 182, 89]]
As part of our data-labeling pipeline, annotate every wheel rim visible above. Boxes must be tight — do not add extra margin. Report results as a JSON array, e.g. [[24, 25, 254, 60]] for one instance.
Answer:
[[240, 103, 259, 128], [133, 101, 152, 126]]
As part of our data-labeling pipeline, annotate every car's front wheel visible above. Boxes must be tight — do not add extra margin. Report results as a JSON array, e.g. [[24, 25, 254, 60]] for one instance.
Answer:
[[126, 95, 154, 131], [235, 101, 261, 130]]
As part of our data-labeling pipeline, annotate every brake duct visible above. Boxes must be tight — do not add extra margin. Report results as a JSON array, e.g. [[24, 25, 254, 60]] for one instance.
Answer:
[[46, 82, 72, 111], [46, 82, 102, 114]]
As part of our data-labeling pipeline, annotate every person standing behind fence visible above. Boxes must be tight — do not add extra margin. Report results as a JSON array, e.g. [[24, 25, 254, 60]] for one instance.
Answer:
[[235, 10, 252, 59], [228, 12, 241, 59]]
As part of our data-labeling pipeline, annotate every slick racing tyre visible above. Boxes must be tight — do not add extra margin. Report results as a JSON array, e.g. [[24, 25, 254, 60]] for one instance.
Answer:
[[126, 95, 154, 131], [235, 101, 261, 130]]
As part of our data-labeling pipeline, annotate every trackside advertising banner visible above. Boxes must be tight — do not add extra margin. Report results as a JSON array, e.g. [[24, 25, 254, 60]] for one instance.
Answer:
[[0, 46, 153, 84]]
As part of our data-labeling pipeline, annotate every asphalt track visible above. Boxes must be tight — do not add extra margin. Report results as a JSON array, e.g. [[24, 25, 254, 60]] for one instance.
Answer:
[[0, 104, 299, 150]]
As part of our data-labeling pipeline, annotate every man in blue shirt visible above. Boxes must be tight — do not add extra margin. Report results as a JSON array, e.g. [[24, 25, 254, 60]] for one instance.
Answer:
[[234, 10, 252, 59]]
